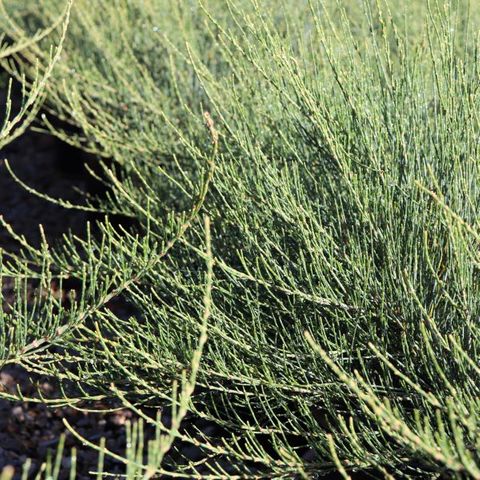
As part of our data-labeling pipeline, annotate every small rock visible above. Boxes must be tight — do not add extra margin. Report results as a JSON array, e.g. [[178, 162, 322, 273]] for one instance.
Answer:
[[11, 406, 24, 422]]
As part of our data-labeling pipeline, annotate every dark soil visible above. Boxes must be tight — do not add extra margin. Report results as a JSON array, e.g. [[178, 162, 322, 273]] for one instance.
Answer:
[[0, 131, 89, 252], [0, 365, 138, 479]]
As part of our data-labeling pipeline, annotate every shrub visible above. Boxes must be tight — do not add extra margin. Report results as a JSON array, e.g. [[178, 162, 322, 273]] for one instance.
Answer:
[[1, 0, 480, 477], [0, 0, 71, 148]]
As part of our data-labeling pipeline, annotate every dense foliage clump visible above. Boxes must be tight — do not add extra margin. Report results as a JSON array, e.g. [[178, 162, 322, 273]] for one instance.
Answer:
[[1, 0, 480, 477]]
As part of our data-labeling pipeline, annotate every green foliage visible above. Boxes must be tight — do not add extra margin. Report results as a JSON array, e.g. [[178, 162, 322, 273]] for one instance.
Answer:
[[0, 0, 72, 148], [1, 0, 480, 477]]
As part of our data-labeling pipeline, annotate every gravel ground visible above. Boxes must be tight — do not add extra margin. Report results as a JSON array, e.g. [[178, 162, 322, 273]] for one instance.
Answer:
[[0, 365, 140, 479]]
